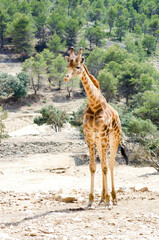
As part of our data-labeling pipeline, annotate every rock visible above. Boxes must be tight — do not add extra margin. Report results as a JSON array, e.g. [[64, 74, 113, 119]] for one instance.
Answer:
[[139, 187, 149, 192], [0, 224, 5, 229], [30, 232, 37, 237], [39, 228, 54, 234], [61, 196, 77, 203]]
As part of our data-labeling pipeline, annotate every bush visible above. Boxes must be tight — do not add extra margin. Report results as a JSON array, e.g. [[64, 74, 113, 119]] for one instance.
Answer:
[[13, 72, 29, 97], [34, 105, 69, 132], [70, 101, 87, 134], [137, 91, 159, 127], [0, 72, 29, 97], [127, 117, 157, 137], [0, 106, 8, 143]]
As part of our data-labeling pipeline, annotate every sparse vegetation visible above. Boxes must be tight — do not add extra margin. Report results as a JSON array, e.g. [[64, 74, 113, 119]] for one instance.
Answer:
[[34, 105, 69, 132], [0, 106, 8, 143]]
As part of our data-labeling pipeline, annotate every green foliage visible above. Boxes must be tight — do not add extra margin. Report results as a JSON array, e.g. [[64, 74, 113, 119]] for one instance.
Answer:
[[41, 49, 55, 82], [7, 13, 35, 56], [64, 17, 80, 47], [86, 47, 106, 77], [127, 117, 157, 137], [0, 7, 7, 48], [142, 34, 156, 54], [137, 91, 159, 127], [13, 72, 29, 97], [70, 100, 87, 134], [98, 68, 118, 102], [107, 6, 117, 33], [85, 26, 105, 50], [34, 105, 69, 132], [125, 36, 146, 61], [23, 53, 47, 94], [0, 106, 8, 143], [47, 33, 66, 55], [49, 54, 67, 89], [0, 72, 29, 97], [115, 15, 128, 41]]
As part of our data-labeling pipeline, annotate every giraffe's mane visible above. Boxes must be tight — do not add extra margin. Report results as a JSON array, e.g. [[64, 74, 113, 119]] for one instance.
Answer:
[[83, 65, 100, 90]]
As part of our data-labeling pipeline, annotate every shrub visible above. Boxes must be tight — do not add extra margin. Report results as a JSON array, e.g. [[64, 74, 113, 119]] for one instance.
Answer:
[[34, 105, 69, 132], [127, 117, 157, 137], [13, 72, 29, 97], [70, 101, 87, 134], [0, 72, 29, 97], [0, 106, 8, 143]]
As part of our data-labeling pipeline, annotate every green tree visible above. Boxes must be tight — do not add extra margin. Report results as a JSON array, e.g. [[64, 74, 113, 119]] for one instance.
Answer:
[[128, 7, 138, 33], [23, 54, 46, 94], [149, 17, 159, 37], [7, 13, 35, 56], [86, 47, 105, 77], [0, 7, 7, 48], [47, 33, 66, 55], [47, 11, 66, 36], [85, 26, 105, 50], [64, 17, 80, 47], [41, 49, 55, 83], [98, 68, 118, 102], [142, 35, 156, 54], [134, 24, 142, 34], [18, 0, 31, 15], [34, 105, 69, 132], [137, 91, 159, 127], [115, 15, 128, 41], [30, 0, 50, 46], [88, 0, 106, 24], [49, 54, 67, 89], [118, 60, 141, 105], [107, 6, 117, 34]]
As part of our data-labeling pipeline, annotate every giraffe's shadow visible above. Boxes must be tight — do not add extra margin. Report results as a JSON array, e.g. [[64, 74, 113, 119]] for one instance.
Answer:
[[0, 207, 89, 227]]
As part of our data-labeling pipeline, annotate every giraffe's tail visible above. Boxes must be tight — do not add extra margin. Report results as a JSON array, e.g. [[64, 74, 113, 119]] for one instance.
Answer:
[[119, 143, 129, 165]]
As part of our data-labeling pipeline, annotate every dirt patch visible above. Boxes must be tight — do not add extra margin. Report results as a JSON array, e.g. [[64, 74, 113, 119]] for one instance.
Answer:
[[0, 162, 159, 240]]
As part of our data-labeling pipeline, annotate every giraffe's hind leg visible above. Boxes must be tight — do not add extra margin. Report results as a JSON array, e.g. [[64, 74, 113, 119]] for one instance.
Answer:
[[109, 133, 121, 205], [96, 138, 110, 206]]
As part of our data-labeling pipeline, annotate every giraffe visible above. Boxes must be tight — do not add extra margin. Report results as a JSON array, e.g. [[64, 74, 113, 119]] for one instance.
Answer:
[[64, 47, 128, 208]]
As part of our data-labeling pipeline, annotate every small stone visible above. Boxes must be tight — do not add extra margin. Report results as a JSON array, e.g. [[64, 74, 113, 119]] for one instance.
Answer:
[[108, 222, 116, 226], [0, 224, 5, 229], [62, 196, 76, 203], [30, 232, 37, 237], [139, 187, 149, 192]]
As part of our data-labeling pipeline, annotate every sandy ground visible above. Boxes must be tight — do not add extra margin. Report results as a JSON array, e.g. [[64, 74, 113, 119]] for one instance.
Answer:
[[0, 54, 159, 240], [0, 153, 159, 240]]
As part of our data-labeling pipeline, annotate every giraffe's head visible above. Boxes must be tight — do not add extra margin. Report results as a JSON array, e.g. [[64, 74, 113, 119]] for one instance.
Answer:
[[64, 47, 84, 82]]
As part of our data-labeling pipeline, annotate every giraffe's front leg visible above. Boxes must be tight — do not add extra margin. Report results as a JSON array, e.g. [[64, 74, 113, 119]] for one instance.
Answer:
[[88, 143, 96, 208]]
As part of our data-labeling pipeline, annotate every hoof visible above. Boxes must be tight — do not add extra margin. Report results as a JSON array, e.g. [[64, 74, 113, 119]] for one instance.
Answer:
[[105, 201, 112, 210], [98, 199, 105, 206], [112, 199, 118, 206], [87, 201, 95, 209]]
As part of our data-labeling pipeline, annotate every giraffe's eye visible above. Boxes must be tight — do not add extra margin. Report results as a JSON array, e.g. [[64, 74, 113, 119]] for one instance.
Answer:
[[76, 66, 80, 69]]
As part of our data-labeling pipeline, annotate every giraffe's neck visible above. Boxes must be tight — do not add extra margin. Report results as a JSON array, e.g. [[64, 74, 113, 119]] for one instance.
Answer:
[[80, 65, 104, 110]]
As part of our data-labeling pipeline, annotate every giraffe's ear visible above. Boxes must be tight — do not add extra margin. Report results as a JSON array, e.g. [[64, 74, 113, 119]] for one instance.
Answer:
[[65, 56, 70, 62], [81, 57, 85, 64]]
